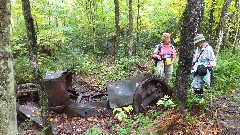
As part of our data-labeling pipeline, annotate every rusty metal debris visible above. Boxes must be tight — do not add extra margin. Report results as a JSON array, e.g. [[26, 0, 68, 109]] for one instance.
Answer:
[[17, 70, 172, 127], [43, 70, 72, 112], [17, 102, 42, 126], [17, 102, 58, 132], [17, 83, 39, 103], [107, 73, 171, 113]]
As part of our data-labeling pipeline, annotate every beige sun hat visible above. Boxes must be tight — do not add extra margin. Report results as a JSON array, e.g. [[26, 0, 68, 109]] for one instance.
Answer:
[[194, 34, 205, 44]]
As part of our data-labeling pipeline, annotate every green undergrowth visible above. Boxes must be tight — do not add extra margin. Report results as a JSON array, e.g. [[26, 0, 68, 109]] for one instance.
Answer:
[[212, 47, 240, 95], [84, 109, 165, 135], [14, 52, 150, 86], [14, 47, 240, 97]]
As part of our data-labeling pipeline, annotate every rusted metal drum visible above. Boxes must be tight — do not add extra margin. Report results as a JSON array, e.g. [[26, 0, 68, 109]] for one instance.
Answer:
[[44, 70, 72, 111], [133, 75, 172, 113], [107, 73, 172, 112]]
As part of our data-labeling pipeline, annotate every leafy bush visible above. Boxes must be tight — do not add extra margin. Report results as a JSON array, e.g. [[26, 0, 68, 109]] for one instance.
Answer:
[[157, 95, 176, 108], [213, 47, 240, 94], [84, 126, 103, 135], [113, 105, 133, 121], [186, 89, 210, 109], [14, 56, 33, 83]]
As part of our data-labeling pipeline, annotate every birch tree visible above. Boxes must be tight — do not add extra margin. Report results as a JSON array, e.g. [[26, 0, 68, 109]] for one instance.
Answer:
[[215, 0, 232, 56], [0, 0, 18, 134]]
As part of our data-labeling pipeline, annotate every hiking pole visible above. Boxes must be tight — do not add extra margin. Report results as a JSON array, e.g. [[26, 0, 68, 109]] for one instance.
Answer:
[[210, 85, 213, 106], [209, 67, 213, 107]]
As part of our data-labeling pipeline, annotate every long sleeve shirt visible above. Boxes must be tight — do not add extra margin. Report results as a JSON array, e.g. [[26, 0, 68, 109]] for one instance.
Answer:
[[192, 43, 216, 67]]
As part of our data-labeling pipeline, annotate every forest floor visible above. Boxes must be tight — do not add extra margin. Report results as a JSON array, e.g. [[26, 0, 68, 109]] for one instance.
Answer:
[[208, 90, 240, 134], [17, 72, 240, 135]]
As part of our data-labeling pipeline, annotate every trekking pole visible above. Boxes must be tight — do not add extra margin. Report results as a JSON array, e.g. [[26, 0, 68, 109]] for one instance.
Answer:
[[209, 68, 213, 107], [210, 85, 213, 106]]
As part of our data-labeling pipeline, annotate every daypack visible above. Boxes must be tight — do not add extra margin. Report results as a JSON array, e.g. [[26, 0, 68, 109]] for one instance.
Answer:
[[152, 43, 174, 64], [152, 44, 162, 66]]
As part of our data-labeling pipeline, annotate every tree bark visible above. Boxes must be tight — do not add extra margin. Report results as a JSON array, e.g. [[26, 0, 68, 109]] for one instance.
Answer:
[[37, 75, 53, 135], [114, 0, 120, 57], [232, 0, 240, 54], [128, 0, 134, 57], [175, 0, 204, 107], [208, 0, 215, 41], [21, 0, 38, 83], [48, 0, 51, 25], [215, 0, 232, 56], [92, 0, 96, 52], [197, 0, 204, 33], [224, 0, 239, 49], [86, 0, 96, 52], [0, 0, 18, 134], [232, 28, 239, 54], [136, 0, 140, 55], [21, 0, 53, 134]]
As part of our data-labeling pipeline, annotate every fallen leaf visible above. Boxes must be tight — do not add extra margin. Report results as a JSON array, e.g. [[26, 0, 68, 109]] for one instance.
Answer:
[[179, 131, 183, 135], [50, 118, 54, 122], [222, 105, 227, 108]]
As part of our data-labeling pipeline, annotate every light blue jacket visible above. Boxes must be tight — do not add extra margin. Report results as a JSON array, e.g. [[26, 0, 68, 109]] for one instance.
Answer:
[[191, 61, 211, 86]]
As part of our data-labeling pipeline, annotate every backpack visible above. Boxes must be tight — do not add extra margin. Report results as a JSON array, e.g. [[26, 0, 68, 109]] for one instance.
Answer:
[[152, 43, 174, 63], [152, 44, 162, 66]]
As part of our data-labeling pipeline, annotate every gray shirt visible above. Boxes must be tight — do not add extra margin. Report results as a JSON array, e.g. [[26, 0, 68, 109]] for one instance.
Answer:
[[192, 43, 216, 67]]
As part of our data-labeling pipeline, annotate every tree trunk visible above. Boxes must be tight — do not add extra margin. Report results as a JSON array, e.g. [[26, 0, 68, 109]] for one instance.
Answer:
[[208, 0, 215, 41], [48, 0, 51, 25], [114, 0, 120, 57], [197, 0, 204, 33], [37, 75, 53, 135], [92, 1, 96, 52], [215, 0, 232, 56], [128, 0, 134, 57], [224, 0, 239, 49], [232, 28, 239, 54], [55, 16, 58, 27], [21, 0, 38, 83], [136, 0, 140, 55], [21, 0, 53, 134], [0, 0, 18, 134], [86, 0, 96, 52], [62, 0, 66, 26], [175, 0, 204, 107], [232, 0, 240, 54]]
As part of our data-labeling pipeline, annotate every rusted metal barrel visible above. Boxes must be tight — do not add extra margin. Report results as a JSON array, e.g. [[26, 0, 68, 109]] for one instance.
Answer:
[[44, 70, 72, 112], [133, 74, 172, 113], [107, 73, 172, 112]]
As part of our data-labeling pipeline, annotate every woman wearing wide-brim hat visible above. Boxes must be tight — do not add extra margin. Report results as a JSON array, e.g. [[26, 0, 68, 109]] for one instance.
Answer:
[[191, 34, 216, 96]]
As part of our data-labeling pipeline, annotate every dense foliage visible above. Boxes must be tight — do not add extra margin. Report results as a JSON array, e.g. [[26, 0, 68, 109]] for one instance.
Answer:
[[12, 0, 239, 83], [10, 0, 239, 134]]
